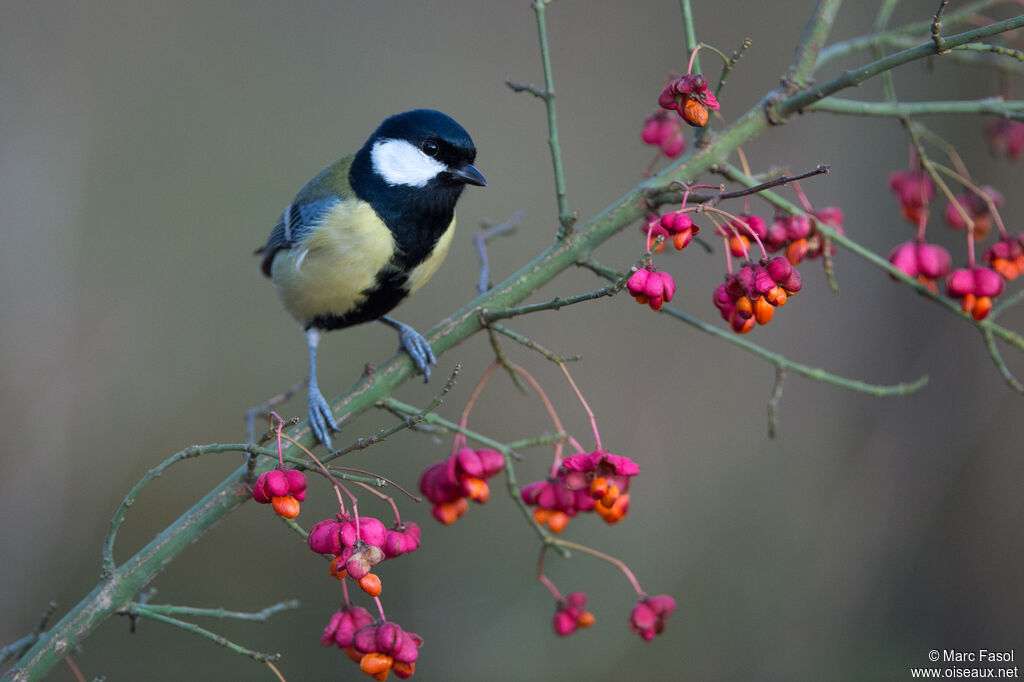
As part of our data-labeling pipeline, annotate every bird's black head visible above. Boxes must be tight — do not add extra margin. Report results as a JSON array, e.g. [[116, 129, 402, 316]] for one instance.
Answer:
[[351, 109, 485, 198], [349, 109, 486, 261]]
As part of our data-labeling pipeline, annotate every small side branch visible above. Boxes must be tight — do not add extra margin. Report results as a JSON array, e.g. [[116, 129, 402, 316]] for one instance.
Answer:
[[101, 443, 278, 578], [660, 304, 929, 396], [931, 0, 951, 54], [124, 604, 285, 664], [132, 600, 300, 622]]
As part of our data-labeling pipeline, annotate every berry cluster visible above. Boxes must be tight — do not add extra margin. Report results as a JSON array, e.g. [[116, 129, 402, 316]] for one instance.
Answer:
[[252, 468, 308, 519], [310, 513, 419, 598], [521, 450, 639, 532], [712, 257, 802, 334], [627, 266, 677, 312], [419, 448, 504, 525], [323, 606, 422, 681]]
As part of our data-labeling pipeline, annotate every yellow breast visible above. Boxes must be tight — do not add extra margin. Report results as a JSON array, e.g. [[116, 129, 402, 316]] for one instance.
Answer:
[[406, 215, 456, 295], [270, 200, 397, 325]]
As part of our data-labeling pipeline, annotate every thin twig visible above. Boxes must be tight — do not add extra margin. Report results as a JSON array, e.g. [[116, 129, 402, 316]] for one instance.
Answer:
[[767, 365, 786, 439], [323, 365, 461, 463], [488, 322, 581, 364], [475, 211, 524, 294], [245, 379, 307, 445], [126, 606, 282, 663]]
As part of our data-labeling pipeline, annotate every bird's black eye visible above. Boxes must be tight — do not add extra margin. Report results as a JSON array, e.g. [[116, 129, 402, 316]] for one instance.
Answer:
[[421, 139, 439, 157]]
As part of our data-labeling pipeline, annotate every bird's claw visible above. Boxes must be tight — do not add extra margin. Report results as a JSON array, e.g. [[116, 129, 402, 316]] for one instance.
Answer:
[[393, 323, 436, 382], [308, 386, 338, 450]]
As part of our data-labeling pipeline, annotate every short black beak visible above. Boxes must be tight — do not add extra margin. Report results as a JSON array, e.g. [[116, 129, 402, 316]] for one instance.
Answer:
[[450, 163, 487, 187]]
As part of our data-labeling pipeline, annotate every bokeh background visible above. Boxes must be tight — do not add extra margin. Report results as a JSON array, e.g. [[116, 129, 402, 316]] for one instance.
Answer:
[[3, 1, 1023, 680]]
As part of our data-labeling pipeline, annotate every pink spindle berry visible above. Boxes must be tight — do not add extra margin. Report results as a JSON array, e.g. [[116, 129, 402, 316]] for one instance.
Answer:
[[629, 595, 677, 641], [640, 111, 686, 158], [946, 266, 1004, 320], [352, 621, 423, 665], [627, 268, 650, 297], [339, 516, 388, 549], [915, 243, 951, 280], [985, 235, 1024, 281], [553, 592, 595, 637], [383, 522, 421, 559], [264, 470, 289, 498], [887, 241, 951, 290], [973, 267, 1005, 298], [946, 268, 976, 298], [766, 256, 792, 283], [658, 72, 720, 128], [563, 451, 639, 494], [985, 118, 1024, 160], [944, 187, 1002, 236], [783, 215, 812, 241], [888, 242, 919, 278], [321, 605, 374, 649], [889, 170, 934, 224]]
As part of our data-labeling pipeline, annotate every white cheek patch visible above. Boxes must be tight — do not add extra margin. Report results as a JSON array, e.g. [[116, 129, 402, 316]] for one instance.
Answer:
[[371, 138, 447, 187]]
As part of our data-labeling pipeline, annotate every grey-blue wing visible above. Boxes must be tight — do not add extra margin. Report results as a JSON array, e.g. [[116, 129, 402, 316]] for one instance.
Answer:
[[257, 198, 341, 277]]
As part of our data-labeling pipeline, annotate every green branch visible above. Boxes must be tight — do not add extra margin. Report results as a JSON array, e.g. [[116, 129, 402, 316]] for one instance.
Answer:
[[532, 0, 573, 236], [816, 0, 1008, 67], [774, 14, 1024, 118], [806, 96, 1024, 119], [783, 0, 846, 91]]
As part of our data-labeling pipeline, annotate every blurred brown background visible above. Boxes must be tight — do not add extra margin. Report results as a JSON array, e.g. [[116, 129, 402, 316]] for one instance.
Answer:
[[2, 1, 1022, 680]]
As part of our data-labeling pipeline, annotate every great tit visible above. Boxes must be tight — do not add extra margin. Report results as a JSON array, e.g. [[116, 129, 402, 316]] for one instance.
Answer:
[[257, 109, 486, 449]]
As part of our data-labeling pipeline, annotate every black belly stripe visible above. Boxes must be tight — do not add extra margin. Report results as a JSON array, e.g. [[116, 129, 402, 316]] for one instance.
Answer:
[[308, 263, 412, 331]]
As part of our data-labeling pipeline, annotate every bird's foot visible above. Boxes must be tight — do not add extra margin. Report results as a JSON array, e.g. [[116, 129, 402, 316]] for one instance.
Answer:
[[382, 317, 436, 382], [308, 385, 338, 450]]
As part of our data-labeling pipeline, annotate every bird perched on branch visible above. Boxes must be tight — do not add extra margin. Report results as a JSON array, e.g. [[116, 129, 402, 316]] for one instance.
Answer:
[[257, 109, 486, 449]]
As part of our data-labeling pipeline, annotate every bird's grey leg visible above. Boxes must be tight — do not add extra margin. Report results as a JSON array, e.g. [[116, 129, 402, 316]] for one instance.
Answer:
[[305, 327, 338, 449], [380, 316, 436, 382]]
